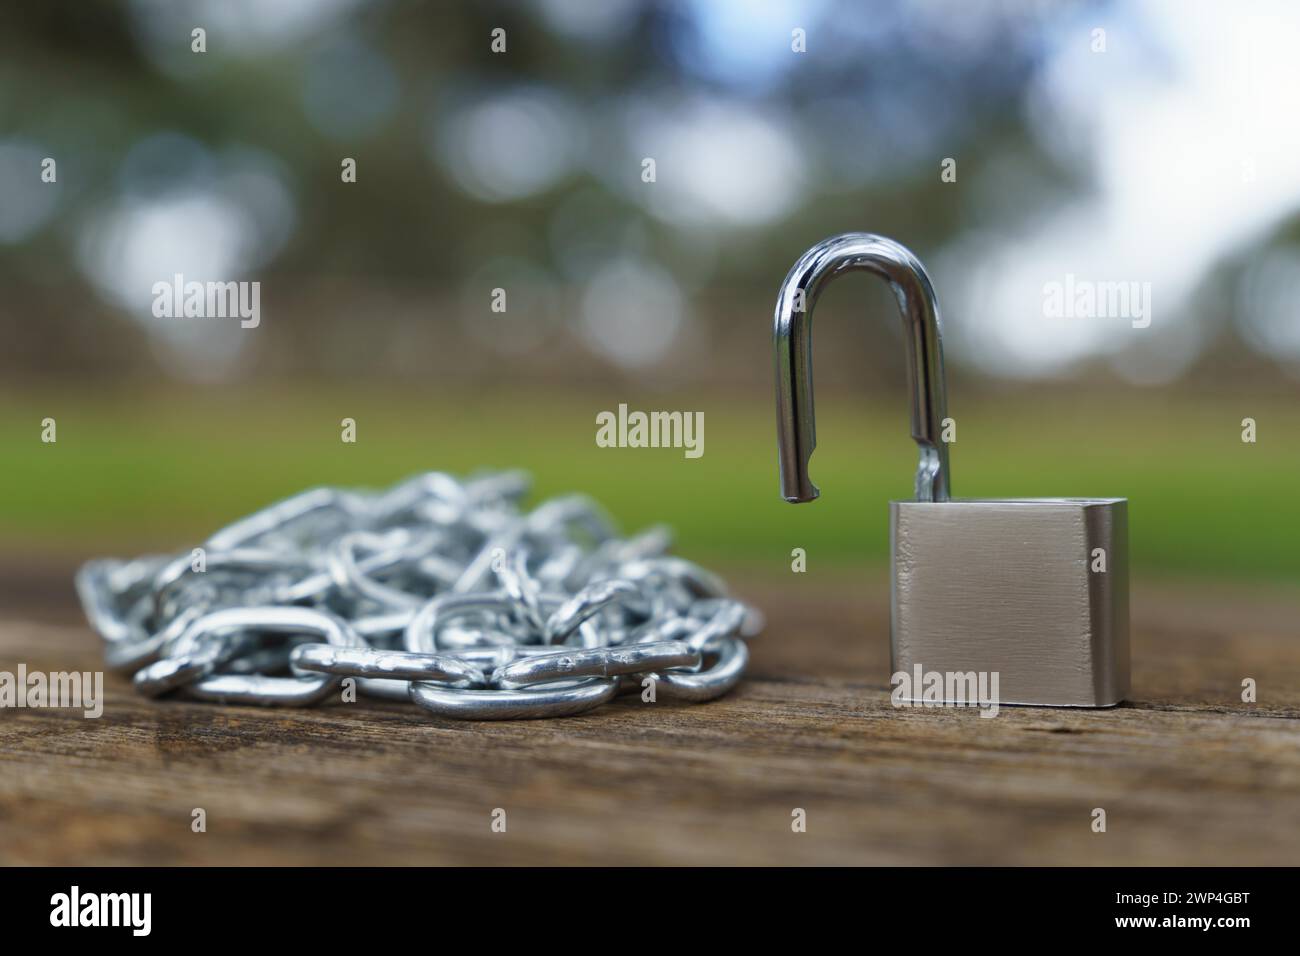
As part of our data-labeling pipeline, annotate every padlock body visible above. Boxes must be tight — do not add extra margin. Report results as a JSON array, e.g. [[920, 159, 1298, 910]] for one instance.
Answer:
[[890, 498, 1128, 708]]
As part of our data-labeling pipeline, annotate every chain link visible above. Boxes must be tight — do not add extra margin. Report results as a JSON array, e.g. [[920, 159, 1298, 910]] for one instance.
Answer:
[[75, 471, 761, 720]]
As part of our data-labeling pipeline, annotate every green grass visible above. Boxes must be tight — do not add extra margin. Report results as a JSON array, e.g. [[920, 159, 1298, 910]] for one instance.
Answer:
[[2, 386, 1297, 582]]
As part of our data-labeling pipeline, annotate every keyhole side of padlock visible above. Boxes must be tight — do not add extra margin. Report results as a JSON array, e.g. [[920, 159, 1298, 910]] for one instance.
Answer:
[[773, 232, 952, 504]]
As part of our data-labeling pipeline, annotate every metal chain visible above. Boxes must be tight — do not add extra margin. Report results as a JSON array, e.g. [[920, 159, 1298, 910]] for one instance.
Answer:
[[75, 471, 761, 720]]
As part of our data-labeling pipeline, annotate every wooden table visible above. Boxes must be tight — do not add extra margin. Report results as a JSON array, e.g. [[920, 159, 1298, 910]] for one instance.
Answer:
[[2, 560, 1297, 865]]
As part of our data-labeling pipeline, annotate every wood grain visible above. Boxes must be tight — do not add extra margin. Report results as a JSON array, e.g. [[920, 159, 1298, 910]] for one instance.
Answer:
[[1, 563, 1298, 866]]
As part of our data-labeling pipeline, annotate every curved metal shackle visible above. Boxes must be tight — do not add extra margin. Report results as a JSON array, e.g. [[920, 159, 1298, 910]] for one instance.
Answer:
[[774, 232, 952, 503]]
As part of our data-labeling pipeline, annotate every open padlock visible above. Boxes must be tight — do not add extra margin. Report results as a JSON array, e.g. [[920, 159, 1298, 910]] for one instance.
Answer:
[[774, 233, 1129, 707]]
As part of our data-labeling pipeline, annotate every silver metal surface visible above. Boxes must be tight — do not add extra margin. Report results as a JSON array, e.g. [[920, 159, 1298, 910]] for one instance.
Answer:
[[408, 676, 619, 720], [289, 643, 485, 685], [491, 641, 699, 688], [774, 232, 951, 503], [181, 606, 360, 707], [649, 636, 749, 702], [78, 471, 760, 720], [891, 499, 1129, 707], [774, 234, 1130, 708]]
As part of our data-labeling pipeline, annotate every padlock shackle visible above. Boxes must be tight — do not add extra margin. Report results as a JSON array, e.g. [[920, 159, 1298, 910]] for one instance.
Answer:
[[774, 232, 952, 503]]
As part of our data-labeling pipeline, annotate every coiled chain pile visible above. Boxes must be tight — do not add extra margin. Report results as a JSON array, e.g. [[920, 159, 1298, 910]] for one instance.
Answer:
[[75, 471, 760, 720]]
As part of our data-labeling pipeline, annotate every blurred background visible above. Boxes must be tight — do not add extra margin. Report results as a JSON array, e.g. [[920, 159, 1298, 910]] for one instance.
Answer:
[[2, 0, 1298, 584]]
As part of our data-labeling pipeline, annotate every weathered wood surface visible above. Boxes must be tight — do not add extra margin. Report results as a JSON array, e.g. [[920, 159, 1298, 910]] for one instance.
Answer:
[[1, 563, 1298, 866]]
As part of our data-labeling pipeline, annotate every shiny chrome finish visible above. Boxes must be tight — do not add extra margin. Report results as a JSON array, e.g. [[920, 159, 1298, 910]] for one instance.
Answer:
[[408, 677, 618, 720], [78, 471, 760, 720], [774, 232, 951, 503], [183, 606, 361, 707], [650, 637, 748, 702], [133, 630, 260, 698], [492, 641, 699, 689], [676, 599, 747, 652], [774, 234, 1130, 708], [290, 643, 485, 686], [542, 579, 640, 644]]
